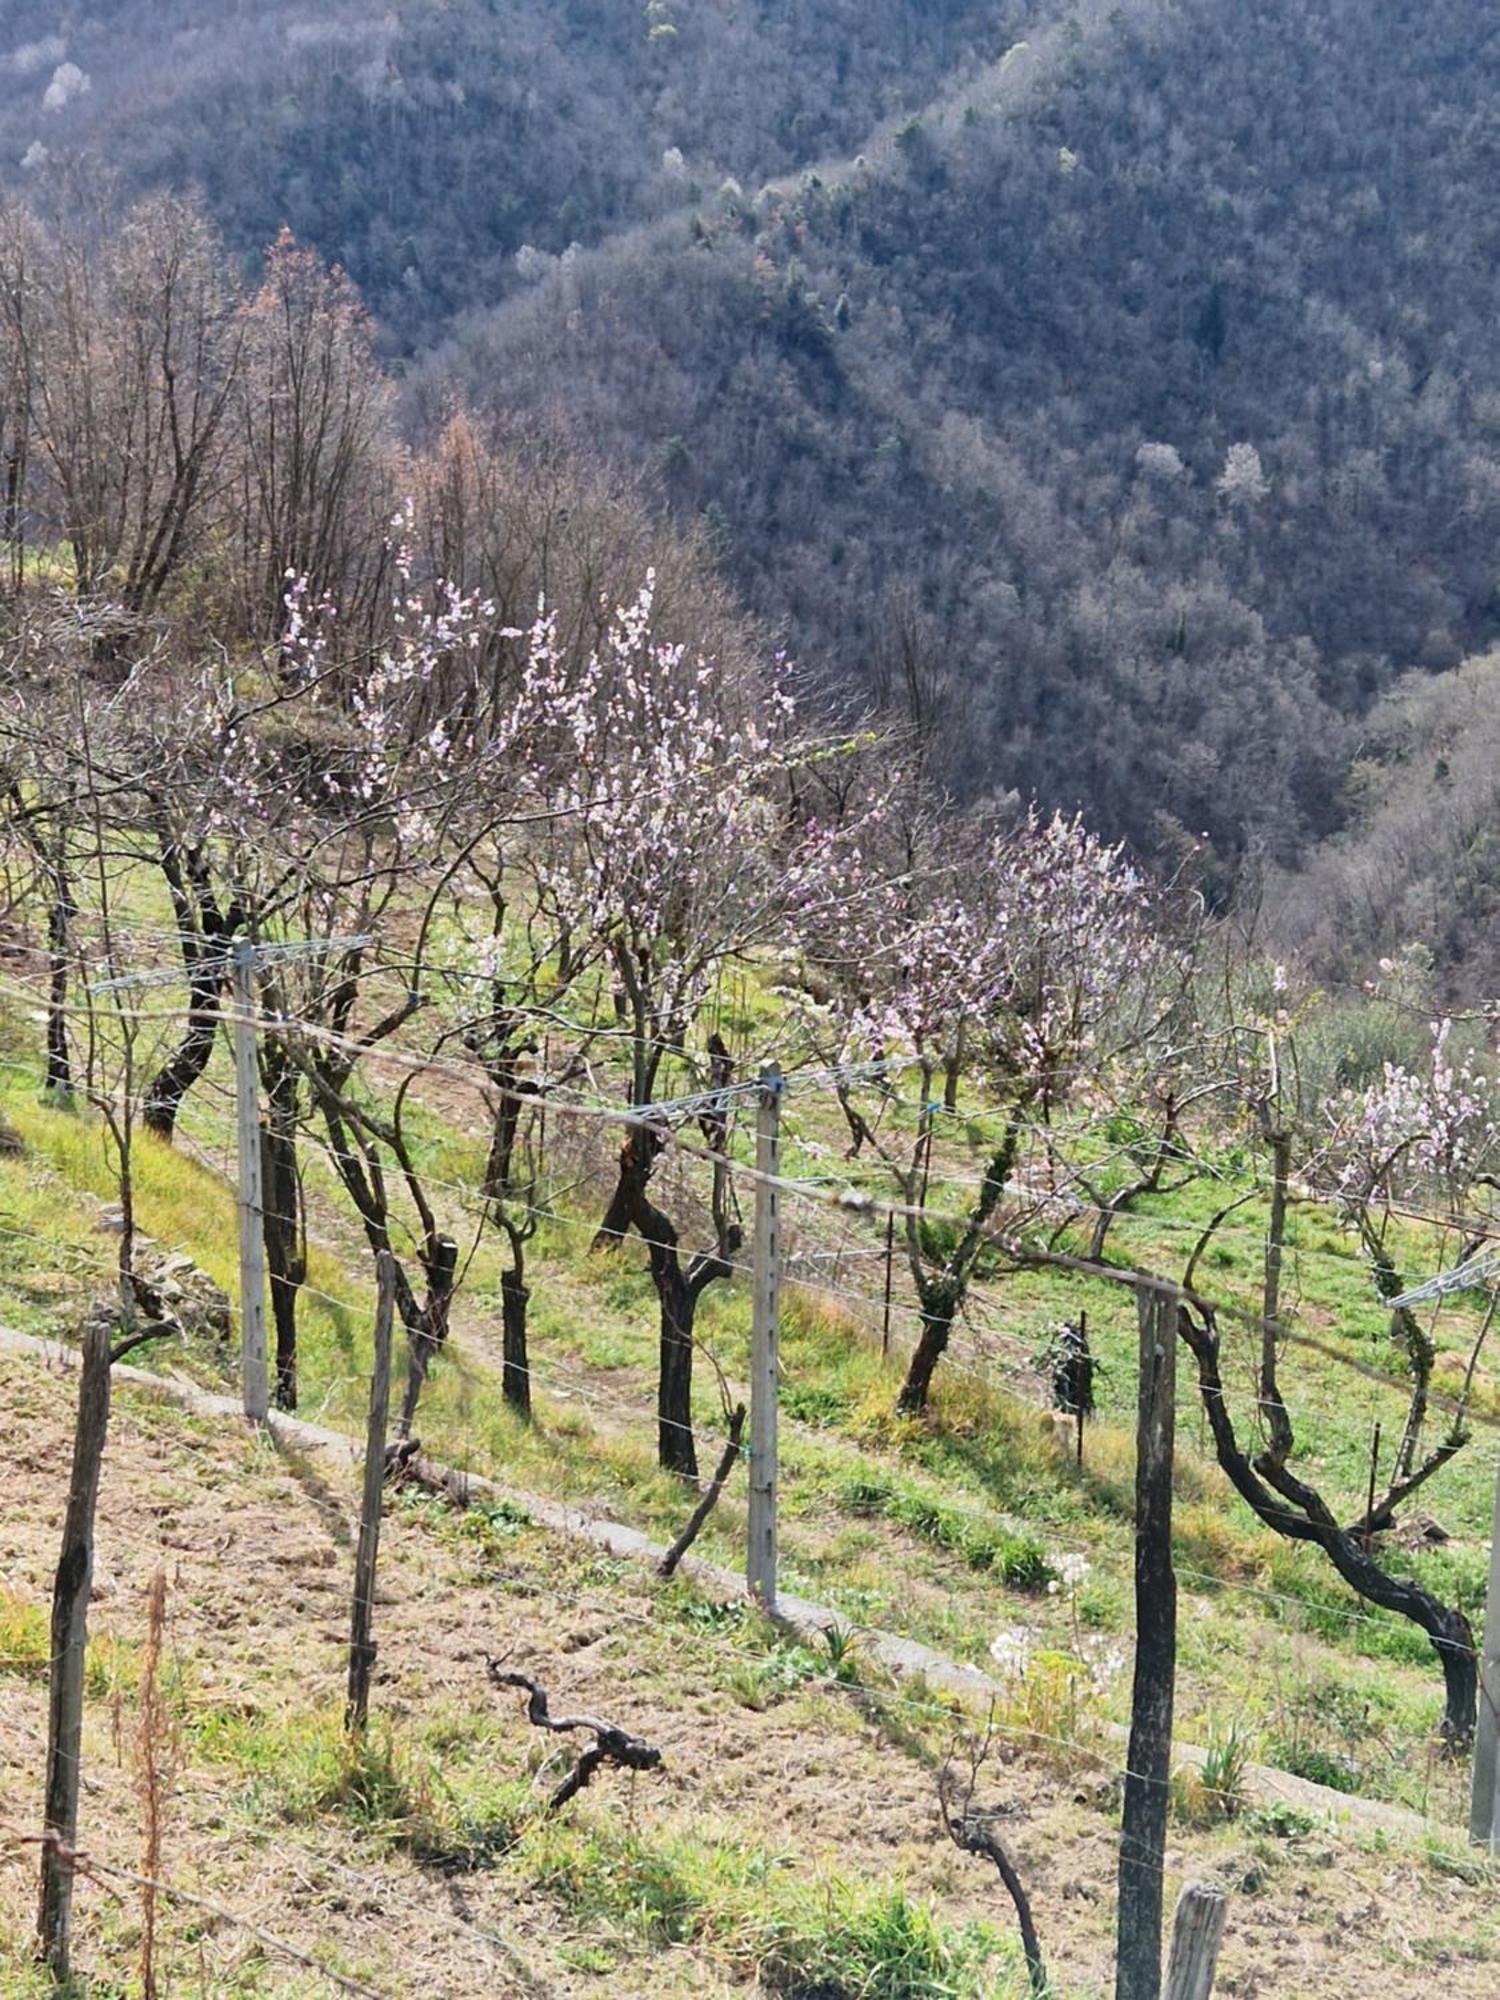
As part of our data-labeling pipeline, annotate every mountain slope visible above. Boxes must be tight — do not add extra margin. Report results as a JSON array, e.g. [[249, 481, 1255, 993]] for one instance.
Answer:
[[10, 1, 1500, 890], [430, 0, 1500, 870], [0, 0, 1031, 348]]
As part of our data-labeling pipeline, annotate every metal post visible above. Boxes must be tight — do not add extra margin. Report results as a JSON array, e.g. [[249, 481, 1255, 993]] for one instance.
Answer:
[[232, 940, 268, 1423], [882, 1209, 895, 1359], [1470, 1453, 1500, 1845], [748, 1065, 783, 1609]]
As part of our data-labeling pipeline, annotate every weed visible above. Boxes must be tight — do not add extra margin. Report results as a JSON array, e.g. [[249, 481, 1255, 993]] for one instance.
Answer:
[[448, 1495, 536, 1566], [758, 1882, 1006, 1998], [671, 1593, 751, 1636], [529, 1810, 1015, 1996], [1422, 1838, 1492, 1887], [784, 1379, 854, 1427], [529, 1820, 700, 1942], [841, 1471, 896, 1513], [834, 1471, 1051, 1590], [1075, 1572, 1124, 1630], [1245, 1801, 1316, 1841], [319, 1730, 422, 1832], [1200, 1715, 1253, 1818], [993, 1649, 1103, 1778], [1269, 1743, 1360, 1794], [723, 1640, 826, 1711], [1264, 1675, 1387, 1797], [0, 1588, 51, 1679], [1173, 1716, 1252, 1830], [822, 1622, 862, 1684], [1100, 1110, 1149, 1149]]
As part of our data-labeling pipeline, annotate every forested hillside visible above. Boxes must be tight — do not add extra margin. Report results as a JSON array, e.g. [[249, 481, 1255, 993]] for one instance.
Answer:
[[0, 0, 1028, 347], [437, 0, 1500, 878], [8, 0, 1500, 948]]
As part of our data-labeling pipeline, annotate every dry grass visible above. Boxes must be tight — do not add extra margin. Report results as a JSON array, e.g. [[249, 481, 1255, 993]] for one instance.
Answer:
[[1, 1351, 1499, 1996]]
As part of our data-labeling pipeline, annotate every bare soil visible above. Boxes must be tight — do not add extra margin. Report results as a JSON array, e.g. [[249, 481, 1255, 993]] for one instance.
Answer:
[[2, 1348, 1498, 1998]]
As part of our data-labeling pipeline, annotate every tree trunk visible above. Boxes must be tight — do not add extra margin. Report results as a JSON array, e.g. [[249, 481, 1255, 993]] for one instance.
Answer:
[[895, 1112, 1025, 1417], [658, 1261, 699, 1478], [261, 1130, 302, 1411], [943, 1029, 964, 1116], [898, 1305, 954, 1415], [472, 1005, 536, 1203], [3, 431, 26, 594], [259, 1040, 304, 1410], [44, 867, 73, 1099], [595, 1119, 739, 1476], [501, 1262, 531, 1422], [1258, 1130, 1294, 1466], [396, 1234, 459, 1440], [659, 1404, 746, 1578], [141, 850, 236, 1143], [1180, 1301, 1477, 1746], [944, 1801, 1048, 1996], [1088, 1102, 1181, 1264], [141, 954, 225, 1140]]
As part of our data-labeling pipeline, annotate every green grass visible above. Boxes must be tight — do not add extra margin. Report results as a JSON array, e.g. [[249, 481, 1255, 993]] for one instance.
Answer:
[[518, 1817, 1019, 1996], [2, 966, 1495, 1823], [0, 1585, 51, 1678], [0, 1584, 147, 1701]]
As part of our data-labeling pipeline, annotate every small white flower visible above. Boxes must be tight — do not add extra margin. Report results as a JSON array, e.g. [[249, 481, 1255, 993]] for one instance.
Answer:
[[989, 1631, 1032, 1677]]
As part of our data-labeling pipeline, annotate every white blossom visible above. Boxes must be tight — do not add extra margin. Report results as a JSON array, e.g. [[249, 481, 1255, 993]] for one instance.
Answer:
[[42, 61, 89, 112], [1217, 441, 1268, 506]]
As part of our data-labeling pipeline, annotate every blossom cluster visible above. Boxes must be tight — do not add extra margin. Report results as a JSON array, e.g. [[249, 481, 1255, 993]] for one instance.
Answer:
[[822, 808, 1155, 1098], [1328, 1019, 1500, 1208]]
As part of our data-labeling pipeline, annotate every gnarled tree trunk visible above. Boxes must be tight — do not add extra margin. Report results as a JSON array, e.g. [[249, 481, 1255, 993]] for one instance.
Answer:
[[596, 1090, 740, 1478], [141, 840, 239, 1142], [500, 1249, 532, 1422], [1178, 1300, 1476, 1746], [44, 861, 73, 1099], [260, 1038, 305, 1410], [897, 1109, 1026, 1415], [395, 1234, 459, 1440], [898, 1300, 957, 1416]]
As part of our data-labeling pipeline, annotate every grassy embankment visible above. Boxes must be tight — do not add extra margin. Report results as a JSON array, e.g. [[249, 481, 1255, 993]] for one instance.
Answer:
[[1, 930, 1496, 1831]]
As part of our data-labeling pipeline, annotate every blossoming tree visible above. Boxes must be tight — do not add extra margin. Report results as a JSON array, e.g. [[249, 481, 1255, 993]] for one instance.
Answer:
[[811, 809, 1159, 1415], [523, 577, 849, 1474], [1177, 1004, 1500, 1746]]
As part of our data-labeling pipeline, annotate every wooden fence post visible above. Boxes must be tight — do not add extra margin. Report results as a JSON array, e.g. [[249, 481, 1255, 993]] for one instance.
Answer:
[[1165, 1882, 1228, 2000], [38, 1319, 114, 1982], [1470, 1453, 1500, 1844], [347, 1252, 396, 1734], [1116, 1281, 1178, 2000]]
